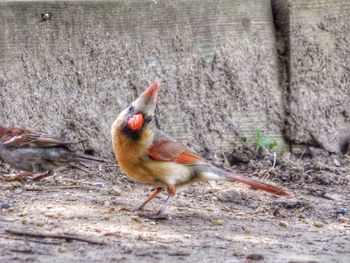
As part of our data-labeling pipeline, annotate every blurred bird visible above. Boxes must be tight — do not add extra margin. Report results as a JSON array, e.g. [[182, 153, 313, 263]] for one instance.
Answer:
[[0, 126, 105, 181], [112, 79, 291, 219]]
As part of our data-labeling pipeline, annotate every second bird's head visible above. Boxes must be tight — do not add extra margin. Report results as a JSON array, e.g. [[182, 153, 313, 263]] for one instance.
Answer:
[[116, 79, 159, 138]]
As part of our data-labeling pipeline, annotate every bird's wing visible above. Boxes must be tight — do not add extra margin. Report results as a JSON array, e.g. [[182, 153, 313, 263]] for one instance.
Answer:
[[0, 127, 68, 148], [148, 129, 207, 165]]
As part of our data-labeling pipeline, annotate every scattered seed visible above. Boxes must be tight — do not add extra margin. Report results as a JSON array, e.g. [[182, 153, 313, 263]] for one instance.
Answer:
[[131, 215, 141, 222], [36, 221, 45, 227], [108, 186, 121, 196], [9, 181, 23, 188], [247, 253, 264, 260], [244, 228, 251, 235], [19, 211, 28, 217], [313, 221, 325, 228], [45, 212, 57, 218], [279, 221, 288, 228], [214, 219, 224, 225], [337, 215, 349, 223], [103, 214, 111, 220], [58, 246, 67, 253]]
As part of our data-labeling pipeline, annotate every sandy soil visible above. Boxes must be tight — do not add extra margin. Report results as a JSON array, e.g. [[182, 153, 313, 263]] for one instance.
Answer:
[[0, 156, 350, 263]]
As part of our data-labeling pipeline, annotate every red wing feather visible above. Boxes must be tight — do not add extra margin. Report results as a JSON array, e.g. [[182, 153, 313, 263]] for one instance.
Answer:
[[148, 140, 206, 165], [0, 126, 67, 148]]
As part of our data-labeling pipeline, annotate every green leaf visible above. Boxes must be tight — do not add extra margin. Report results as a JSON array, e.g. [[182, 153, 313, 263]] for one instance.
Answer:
[[255, 128, 278, 151]]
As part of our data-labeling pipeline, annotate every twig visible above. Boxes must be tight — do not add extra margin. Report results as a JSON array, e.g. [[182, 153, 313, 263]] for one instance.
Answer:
[[52, 185, 99, 190], [10, 248, 33, 254], [56, 178, 107, 188], [297, 149, 306, 164], [23, 187, 46, 191], [5, 229, 106, 245], [68, 164, 92, 174], [8, 236, 61, 245], [264, 152, 277, 180]]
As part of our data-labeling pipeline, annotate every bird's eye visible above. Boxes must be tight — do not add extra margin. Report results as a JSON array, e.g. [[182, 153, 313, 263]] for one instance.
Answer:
[[128, 105, 134, 112]]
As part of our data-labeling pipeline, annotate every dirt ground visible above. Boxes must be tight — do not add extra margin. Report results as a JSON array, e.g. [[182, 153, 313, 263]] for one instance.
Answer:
[[1, 153, 350, 263]]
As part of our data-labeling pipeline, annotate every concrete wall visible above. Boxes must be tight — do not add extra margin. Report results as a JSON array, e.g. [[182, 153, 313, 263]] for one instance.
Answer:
[[0, 0, 349, 157]]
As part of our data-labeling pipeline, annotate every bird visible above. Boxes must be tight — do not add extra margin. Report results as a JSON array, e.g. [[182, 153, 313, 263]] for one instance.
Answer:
[[111, 79, 291, 219], [0, 126, 105, 181]]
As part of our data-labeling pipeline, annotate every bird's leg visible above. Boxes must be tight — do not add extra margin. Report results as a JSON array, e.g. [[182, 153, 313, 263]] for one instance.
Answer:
[[31, 170, 53, 181], [3, 171, 33, 181], [120, 186, 164, 212], [138, 184, 176, 219], [136, 186, 164, 211]]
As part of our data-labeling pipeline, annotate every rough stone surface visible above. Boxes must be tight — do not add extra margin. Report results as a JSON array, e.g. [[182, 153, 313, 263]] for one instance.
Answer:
[[0, 0, 284, 157], [286, 0, 350, 152]]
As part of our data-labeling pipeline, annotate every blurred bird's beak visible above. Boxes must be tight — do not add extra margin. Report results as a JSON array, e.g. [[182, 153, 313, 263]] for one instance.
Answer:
[[127, 79, 160, 131], [134, 79, 159, 117]]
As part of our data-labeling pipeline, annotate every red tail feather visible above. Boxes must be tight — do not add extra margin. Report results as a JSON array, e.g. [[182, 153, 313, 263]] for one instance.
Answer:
[[226, 173, 292, 196]]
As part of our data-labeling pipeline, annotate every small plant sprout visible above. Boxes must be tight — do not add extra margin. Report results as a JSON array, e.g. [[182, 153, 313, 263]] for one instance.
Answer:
[[255, 128, 278, 153]]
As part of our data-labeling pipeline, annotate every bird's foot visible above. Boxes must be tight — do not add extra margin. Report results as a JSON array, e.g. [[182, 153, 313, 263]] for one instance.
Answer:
[[137, 210, 169, 220]]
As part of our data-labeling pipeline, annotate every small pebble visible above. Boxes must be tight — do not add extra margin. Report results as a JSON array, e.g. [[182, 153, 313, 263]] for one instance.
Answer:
[[1, 203, 11, 209], [103, 201, 111, 207], [168, 250, 191, 256], [247, 253, 264, 260], [214, 219, 224, 225], [194, 210, 201, 216], [108, 186, 121, 196], [19, 211, 28, 217], [333, 159, 340, 167], [131, 215, 141, 222], [244, 229, 251, 235], [9, 181, 23, 188], [94, 228, 102, 233], [36, 221, 45, 227], [58, 246, 66, 253], [337, 215, 349, 223], [313, 220, 325, 228], [279, 221, 288, 228], [103, 214, 111, 220], [336, 208, 347, 215], [93, 182, 105, 188], [45, 212, 57, 218]]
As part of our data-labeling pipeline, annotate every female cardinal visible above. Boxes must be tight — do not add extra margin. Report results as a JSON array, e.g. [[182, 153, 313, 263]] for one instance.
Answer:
[[0, 126, 105, 181], [112, 79, 291, 219]]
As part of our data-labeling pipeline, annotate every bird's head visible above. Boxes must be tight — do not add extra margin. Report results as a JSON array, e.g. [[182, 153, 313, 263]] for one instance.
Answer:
[[115, 79, 159, 138]]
